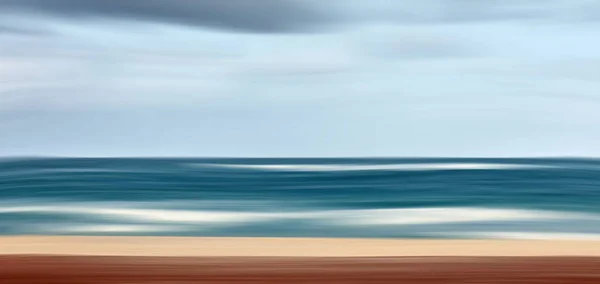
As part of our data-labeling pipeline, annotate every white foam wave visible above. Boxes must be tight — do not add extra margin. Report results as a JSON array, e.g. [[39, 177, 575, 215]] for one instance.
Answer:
[[198, 163, 552, 172], [42, 224, 176, 233], [311, 208, 591, 226], [0, 206, 276, 223], [2, 206, 591, 227]]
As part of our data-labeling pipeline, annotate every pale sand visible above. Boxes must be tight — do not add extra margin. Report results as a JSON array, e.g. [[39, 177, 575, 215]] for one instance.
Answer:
[[1, 236, 600, 256]]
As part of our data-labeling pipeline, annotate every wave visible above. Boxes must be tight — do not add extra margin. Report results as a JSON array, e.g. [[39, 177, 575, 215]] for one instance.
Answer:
[[2, 201, 599, 238], [197, 163, 554, 172], [313, 208, 591, 226], [0, 205, 275, 224], [1, 204, 591, 226], [36, 224, 177, 234]]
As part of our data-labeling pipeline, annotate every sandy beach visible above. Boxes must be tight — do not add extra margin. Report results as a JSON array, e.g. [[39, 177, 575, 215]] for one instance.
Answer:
[[2, 236, 600, 257], [2, 237, 600, 283]]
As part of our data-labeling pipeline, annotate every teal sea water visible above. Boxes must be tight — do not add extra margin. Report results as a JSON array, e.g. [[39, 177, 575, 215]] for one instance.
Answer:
[[1, 158, 599, 239]]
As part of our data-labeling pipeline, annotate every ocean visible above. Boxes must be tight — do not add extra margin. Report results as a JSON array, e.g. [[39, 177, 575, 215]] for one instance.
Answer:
[[1, 157, 599, 239]]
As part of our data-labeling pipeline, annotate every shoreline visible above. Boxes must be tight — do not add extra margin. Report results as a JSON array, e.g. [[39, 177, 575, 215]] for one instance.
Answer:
[[2, 236, 600, 257]]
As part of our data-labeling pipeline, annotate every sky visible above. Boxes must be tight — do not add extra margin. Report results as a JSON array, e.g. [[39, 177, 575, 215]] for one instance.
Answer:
[[1, 0, 600, 157]]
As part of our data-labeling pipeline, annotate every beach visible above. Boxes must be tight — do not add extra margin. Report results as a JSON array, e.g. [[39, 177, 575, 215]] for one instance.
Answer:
[[2, 236, 600, 257], [2, 237, 600, 283]]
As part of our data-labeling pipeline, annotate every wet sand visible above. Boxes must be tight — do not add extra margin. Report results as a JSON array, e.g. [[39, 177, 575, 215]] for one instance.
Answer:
[[2, 256, 600, 284]]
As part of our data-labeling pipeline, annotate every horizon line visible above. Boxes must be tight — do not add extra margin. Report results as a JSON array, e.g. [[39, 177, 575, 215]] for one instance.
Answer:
[[1, 155, 599, 160]]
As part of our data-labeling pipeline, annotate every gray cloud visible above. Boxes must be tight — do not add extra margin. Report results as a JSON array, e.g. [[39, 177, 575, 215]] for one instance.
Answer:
[[0, 0, 331, 33]]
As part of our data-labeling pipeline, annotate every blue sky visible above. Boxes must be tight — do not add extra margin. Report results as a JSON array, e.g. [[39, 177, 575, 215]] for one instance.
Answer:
[[1, 0, 600, 157]]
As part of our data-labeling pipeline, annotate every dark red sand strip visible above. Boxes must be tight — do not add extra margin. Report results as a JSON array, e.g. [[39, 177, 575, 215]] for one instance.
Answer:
[[1, 256, 600, 284]]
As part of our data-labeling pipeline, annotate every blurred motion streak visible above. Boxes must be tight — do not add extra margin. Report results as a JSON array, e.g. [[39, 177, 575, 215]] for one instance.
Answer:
[[2, 0, 600, 283]]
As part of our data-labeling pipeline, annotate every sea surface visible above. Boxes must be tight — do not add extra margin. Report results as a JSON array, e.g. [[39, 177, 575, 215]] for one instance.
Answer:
[[1, 158, 600, 239]]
